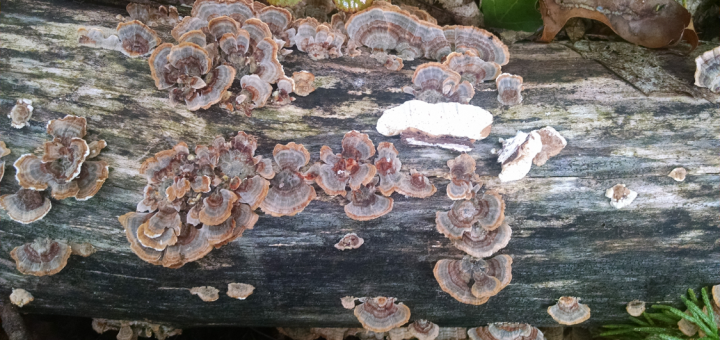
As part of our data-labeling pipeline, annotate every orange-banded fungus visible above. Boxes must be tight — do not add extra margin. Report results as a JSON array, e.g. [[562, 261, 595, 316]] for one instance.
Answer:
[[257, 6, 293, 37], [532, 126, 566, 166], [315, 131, 376, 196], [403, 63, 474, 104], [291, 18, 346, 60], [695, 46, 720, 93], [443, 26, 509, 66], [191, 286, 220, 302], [116, 20, 162, 57], [191, 0, 255, 23], [495, 73, 523, 106], [389, 320, 440, 340], [273, 76, 296, 105], [446, 154, 480, 200], [375, 142, 402, 196], [75, 161, 110, 201], [335, 233, 365, 250], [47, 114, 87, 138], [228, 283, 255, 299], [10, 238, 72, 276], [342, 296, 358, 309], [260, 143, 316, 217], [605, 184, 637, 209], [497, 131, 542, 182], [8, 99, 33, 129], [126, 3, 180, 26], [668, 167, 687, 182], [468, 323, 544, 340], [0, 141, 10, 182], [293, 71, 316, 96], [452, 222, 511, 258], [444, 52, 501, 86], [10, 288, 34, 308], [345, 179, 393, 221], [87, 140, 107, 159], [200, 189, 239, 225], [0, 189, 52, 224], [179, 30, 208, 46], [396, 170, 436, 198], [547, 296, 591, 325], [626, 300, 645, 317], [235, 74, 273, 116], [354, 297, 411, 332], [185, 65, 237, 110], [433, 255, 512, 305], [436, 189, 505, 239]]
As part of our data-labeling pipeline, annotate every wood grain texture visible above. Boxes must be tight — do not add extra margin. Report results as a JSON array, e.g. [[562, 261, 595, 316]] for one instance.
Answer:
[[1, 0, 719, 328]]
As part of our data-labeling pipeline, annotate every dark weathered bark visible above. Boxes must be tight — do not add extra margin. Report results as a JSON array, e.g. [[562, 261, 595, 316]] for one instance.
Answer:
[[1, 0, 719, 329]]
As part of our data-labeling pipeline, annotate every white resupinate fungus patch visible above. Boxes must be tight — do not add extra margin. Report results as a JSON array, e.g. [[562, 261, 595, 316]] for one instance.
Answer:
[[376, 100, 493, 140]]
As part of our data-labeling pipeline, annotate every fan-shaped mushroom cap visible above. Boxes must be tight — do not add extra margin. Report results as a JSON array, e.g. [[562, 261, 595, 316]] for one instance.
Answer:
[[87, 140, 106, 159], [261, 143, 316, 217], [179, 30, 208, 46], [77, 27, 121, 51], [375, 142, 402, 196], [240, 74, 273, 109], [293, 71, 316, 96], [148, 43, 175, 90], [443, 26, 509, 66], [468, 323, 543, 340], [10, 238, 72, 276], [257, 6, 293, 35], [199, 189, 239, 225], [668, 167, 687, 182], [120, 212, 164, 264], [14, 155, 76, 199], [446, 154, 479, 200], [695, 46, 720, 93], [46, 114, 87, 138], [0, 189, 52, 224], [444, 52, 501, 86], [436, 190, 505, 239], [625, 300, 645, 317], [533, 126, 566, 166], [234, 175, 269, 209], [474, 190, 505, 230], [137, 219, 178, 251], [10, 288, 34, 307], [250, 38, 284, 84], [399, 5, 436, 24], [377, 100, 493, 142], [74, 161, 109, 201], [404, 63, 474, 104], [354, 297, 411, 332], [139, 142, 190, 185], [396, 170, 436, 198], [8, 99, 34, 129], [547, 296, 591, 325], [208, 16, 240, 39], [144, 205, 182, 238], [191, 286, 220, 302], [335, 233, 365, 250], [191, 0, 255, 23], [273, 142, 311, 171], [404, 320, 440, 340], [293, 18, 346, 60], [497, 131, 542, 182], [495, 73, 523, 106], [453, 222, 511, 258], [342, 131, 376, 160], [162, 224, 216, 268], [433, 255, 512, 305], [42, 136, 90, 178], [171, 16, 209, 41], [228, 282, 255, 299], [273, 76, 296, 105], [345, 181, 393, 221], [605, 184, 637, 209], [116, 20, 162, 57], [186, 65, 237, 110]]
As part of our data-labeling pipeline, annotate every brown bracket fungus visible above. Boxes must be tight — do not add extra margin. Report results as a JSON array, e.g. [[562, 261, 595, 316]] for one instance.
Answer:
[[290, 17, 346, 60], [10, 289, 34, 308], [10, 238, 72, 276], [532, 126, 567, 166], [92, 319, 182, 340], [497, 131, 542, 183], [0, 189, 52, 224], [695, 46, 720, 93], [495, 73, 523, 106], [436, 189, 506, 239], [626, 300, 645, 317], [345, 178, 393, 221], [468, 323, 543, 340], [538, 0, 692, 49], [434, 255, 512, 305], [389, 320, 440, 340], [315, 131, 376, 197], [272, 75, 296, 105], [444, 52, 501, 86], [396, 170, 436, 198], [126, 3, 180, 27], [446, 154, 480, 200], [452, 222, 511, 258], [335, 233, 365, 250], [8, 99, 33, 129], [260, 142, 316, 217], [354, 297, 411, 332], [547, 296, 591, 325], [443, 26, 509, 66], [403, 63, 474, 104], [191, 286, 220, 302], [668, 167, 687, 182], [605, 184, 637, 209], [117, 20, 163, 57], [228, 283, 255, 299], [293, 71, 316, 96], [374, 142, 402, 196], [233, 74, 273, 116], [371, 52, 405, 71]]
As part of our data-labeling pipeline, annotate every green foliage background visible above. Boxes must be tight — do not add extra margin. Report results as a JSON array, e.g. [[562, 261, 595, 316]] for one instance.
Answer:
[[481, 0, 543, 32]]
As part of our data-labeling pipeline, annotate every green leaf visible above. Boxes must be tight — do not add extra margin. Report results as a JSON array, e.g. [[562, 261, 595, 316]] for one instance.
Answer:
[[481, 0, 542, 32], [657, 334, 686, 340]]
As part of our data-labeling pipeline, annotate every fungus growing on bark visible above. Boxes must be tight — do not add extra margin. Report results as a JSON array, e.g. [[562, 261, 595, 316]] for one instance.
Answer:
[[10, 289, 34, 308], [273, 76, 296, 105], [126, 3, 180, 26], [191, 0, 255, 23], [497, 131, 542, 182], [626, 300, 645, 317], [695, 46, 720, 93], [260, 143, 316, 217], [547, 296, 591, 325], [227, 283, 255, 299], [668, 167, 687, 182], [436, 189, 506, 239], [390, 320, 440, 340], [8, 99, 33, 129], [371, 53, 405, 71], [399, 5, 436, 24], [452, 222, 511, 258], [468, 323, 544, 340], [78, 27, 121, 51], [538, 0, 692, 49], [403, 63, 474, 104], [443, 52, 501, 86], [532, 126, 566, 166], [345, 179, 393, 221], [191, 286, 220, 302], [335, 233, 365, 250], [443, 26, 509, 66], [495, 73, 523, 106], [290, 18, 345, 60], [354, 297, 411, 332], [257, 6, 293, 37], [396, 170, 436, 198], [374, 142, 402, 196], [446, 154, 480, 200], [70, 242, 97, 257], [93, 319, 182, 340], [605, 184, 637, 209], [293, 71, 316, 96], [315, 131, 376, 196], [433, 255, 512, 305], [116, 20, 163, 57], [0, 140, 10, 182], [10, 238, 72, 276], [342, 296, 358, 309], [235, 74, 273, 116], [377, 100, 493, 146], [1, 189, 52, 224]]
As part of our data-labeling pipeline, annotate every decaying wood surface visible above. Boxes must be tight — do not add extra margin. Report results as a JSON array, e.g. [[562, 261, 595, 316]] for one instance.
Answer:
[[1, 0, 719, 329]]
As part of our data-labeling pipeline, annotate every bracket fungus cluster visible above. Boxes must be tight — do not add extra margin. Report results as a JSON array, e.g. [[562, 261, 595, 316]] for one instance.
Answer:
[[92, 319, 182, 340], [403, 63, 475, 104], [2, 116, 108, 224], [434, 255, 512, 305], [8, 99, 33, 129], [497, 127, 566, 182], [353, 297, 411, 332], [605, 184, 637, 209], [10, 238, 72, 276], [547, 296, 591, 325], [287, 17, 346, 60], [468, 323, 544, 340], [389, 320, 440, 340], [125, 3, 181, 27], [694, 46, 720, 93], [78, 20, 162, 57], [495, 74, 523, 106]]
